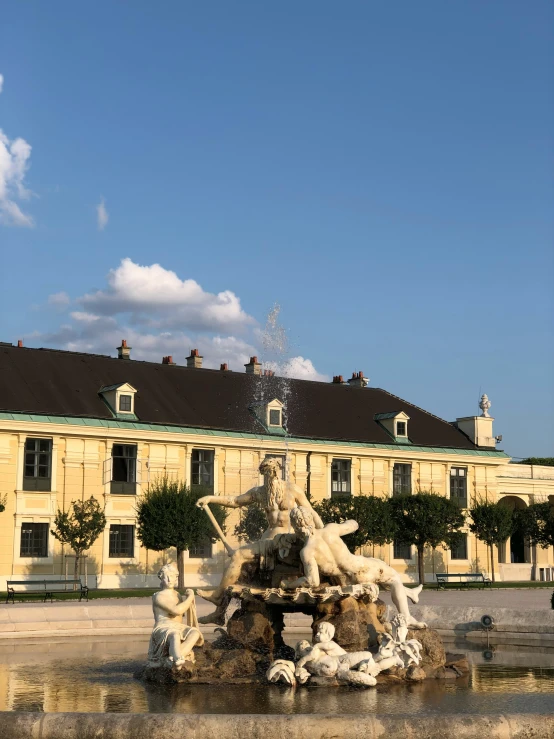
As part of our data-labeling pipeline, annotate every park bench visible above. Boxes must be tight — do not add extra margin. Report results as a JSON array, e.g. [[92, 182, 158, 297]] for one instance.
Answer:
[[436, 572, 492, 590], [6, 579, 89, 604]]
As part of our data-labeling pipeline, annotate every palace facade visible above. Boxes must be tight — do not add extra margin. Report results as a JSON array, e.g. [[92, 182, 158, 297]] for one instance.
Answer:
[[0, 341, 552, 589]]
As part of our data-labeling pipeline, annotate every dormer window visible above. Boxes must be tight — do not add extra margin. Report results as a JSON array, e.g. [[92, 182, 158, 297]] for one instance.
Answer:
[[269, 409, 282, 426], [374, 411, 410, 443], [250, 398, 285, 434], [119, 395, 132, 412], [99, 383, 138, 419]]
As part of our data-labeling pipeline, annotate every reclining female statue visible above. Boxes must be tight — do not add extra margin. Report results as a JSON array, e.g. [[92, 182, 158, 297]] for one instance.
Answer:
[[281, 506, 426, 629]]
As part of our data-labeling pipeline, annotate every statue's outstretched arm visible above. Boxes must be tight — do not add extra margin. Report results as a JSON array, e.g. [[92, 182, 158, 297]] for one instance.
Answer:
[[196, 491, 255, 509]]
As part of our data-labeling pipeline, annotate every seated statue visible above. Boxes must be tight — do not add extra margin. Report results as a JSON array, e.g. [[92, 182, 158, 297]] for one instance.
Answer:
[[147, 564, 203, 668], [196, 457, 324, 624], [281, 506, 426, 629]]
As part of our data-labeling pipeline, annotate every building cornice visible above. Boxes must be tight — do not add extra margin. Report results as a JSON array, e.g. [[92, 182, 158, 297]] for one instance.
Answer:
[[0, 411, 510, 460]]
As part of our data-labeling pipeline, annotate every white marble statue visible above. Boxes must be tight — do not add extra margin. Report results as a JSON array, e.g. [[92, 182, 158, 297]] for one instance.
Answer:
[[147, 564, 203, 668], [281, 506, 426, 629], [266, 622, 403, 688], [479, 393, 491, 418], [377, 616, 422, 668], [196, 457, 324, 624]]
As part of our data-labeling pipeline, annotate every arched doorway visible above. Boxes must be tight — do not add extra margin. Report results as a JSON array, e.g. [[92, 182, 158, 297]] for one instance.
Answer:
[[498, 496, 530, 564]]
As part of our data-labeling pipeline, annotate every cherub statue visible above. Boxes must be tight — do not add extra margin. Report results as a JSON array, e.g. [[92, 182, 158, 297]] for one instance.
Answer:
[[147, 564, 203, 668], [376, 617, 422, 668], [196, 457, 324, 624], [281, 506, 426, 629], [267, 622, 402, 688]]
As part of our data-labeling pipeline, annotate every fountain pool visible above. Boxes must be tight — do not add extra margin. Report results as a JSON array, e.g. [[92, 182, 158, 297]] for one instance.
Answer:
[[1, 634, 554, 715]]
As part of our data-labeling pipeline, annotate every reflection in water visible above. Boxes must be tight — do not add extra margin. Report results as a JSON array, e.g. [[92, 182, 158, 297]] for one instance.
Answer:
[[1, 636, 554, 715]]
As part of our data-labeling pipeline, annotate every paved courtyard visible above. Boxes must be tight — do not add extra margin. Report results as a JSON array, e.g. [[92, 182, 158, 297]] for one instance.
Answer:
[[1, 587, 551, 613]]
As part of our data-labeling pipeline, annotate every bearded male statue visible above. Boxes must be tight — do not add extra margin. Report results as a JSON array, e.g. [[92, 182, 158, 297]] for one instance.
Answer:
[[196, 457, 324, 624]]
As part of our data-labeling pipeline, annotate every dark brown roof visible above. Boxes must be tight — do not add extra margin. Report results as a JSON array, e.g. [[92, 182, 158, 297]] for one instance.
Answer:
[[0, 345, 477, 450]]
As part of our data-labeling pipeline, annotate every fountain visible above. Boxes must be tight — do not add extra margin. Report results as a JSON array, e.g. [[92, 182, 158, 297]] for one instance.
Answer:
[[136, 455, 466, 689]]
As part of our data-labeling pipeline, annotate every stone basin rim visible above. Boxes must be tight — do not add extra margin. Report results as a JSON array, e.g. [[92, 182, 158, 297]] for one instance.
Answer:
[[0, 711, 552, 739]]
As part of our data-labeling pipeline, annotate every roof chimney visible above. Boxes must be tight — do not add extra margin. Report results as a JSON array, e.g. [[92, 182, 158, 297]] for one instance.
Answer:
[[117, 339, 131, 360], [220, 363, 229, 371], [347, 371, 369, 388], [332, 375, 344, 384], [17, 339, 23, 348], [186, 348, 203, 369], [245, 356, 261, 376], [263, 369, 275, 377], [162, 355, 175, 365]]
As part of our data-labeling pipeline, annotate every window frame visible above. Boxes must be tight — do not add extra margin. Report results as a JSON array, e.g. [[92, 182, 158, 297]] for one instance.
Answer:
[[268, 409, 282, 427], [450, 533, 469, 561], [191, 448, 215, 490], [23, 438, 52, 492], [396, 420, 407, 437], [331, 458, 352, 497], [188, 537, 213, 559], [118, 394, 133, 413], [108, 524, 135, 558], [110, 444, 137, 494], [20, 522, 49, 558], [392, 463, 412, 496], [393, 539, 412, 561], [450, 467, 468, 507]]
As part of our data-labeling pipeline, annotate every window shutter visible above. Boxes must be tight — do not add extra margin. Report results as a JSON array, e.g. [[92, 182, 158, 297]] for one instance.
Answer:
[[103, 457, 112, 485]]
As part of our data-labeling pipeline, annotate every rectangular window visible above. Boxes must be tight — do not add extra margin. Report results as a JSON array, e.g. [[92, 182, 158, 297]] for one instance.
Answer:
[[393, 463, 411, 496], [20, 523, 49, 557], [450, 467, 467, 507], [119, 394, 132, 412], [451, 534, 468, 560], [111, 444, 137, 494], [396, 421, 407, 437], [23, 438, 52, 491], [189, 537, 212, 559], [269, 409, 281, 426], [191, 449, 215, 490], [393, 540, 412, 560], [263, 454, 286, 479], [109, 524, 135, 557], [331, 458, 351, 497]]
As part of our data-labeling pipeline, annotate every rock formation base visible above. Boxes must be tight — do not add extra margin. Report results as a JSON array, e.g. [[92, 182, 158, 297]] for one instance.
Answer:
[[136, 594, 469, 686]]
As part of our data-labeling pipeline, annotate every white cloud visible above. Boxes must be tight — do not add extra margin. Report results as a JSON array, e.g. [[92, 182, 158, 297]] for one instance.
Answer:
[[96, 197, 109, 231], [0, 74, 4, 94], [27, 259, 328, 381], [267, 356, 330, 382], [48, 292, 70, 309], [0, 129, 34, 227], [80, 258, 255, 334]]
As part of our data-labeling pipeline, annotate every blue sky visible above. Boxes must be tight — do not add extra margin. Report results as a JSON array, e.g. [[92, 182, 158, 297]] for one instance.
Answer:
[[0, 1, 552, 458]]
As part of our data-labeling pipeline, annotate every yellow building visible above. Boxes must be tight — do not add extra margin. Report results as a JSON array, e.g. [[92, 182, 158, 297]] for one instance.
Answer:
[[0, 341, 552, 588]]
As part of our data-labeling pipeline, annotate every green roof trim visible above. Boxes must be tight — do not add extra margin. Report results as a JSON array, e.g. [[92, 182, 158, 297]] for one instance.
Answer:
[[0, 411, 510, 458]]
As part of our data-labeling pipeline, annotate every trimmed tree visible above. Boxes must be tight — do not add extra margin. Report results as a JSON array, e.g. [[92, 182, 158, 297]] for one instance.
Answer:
[[313, 495, 397, 553], [389, 492, 465, 585], [234, 500, 267, 544], [515, 502, 554, 551], [51, 496, 107, 582], [469, 500, 513, 582], [136, 477, 226, 588]]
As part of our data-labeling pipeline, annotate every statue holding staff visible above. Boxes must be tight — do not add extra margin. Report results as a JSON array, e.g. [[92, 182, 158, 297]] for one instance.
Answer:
[[196, 456, 324, 624]]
